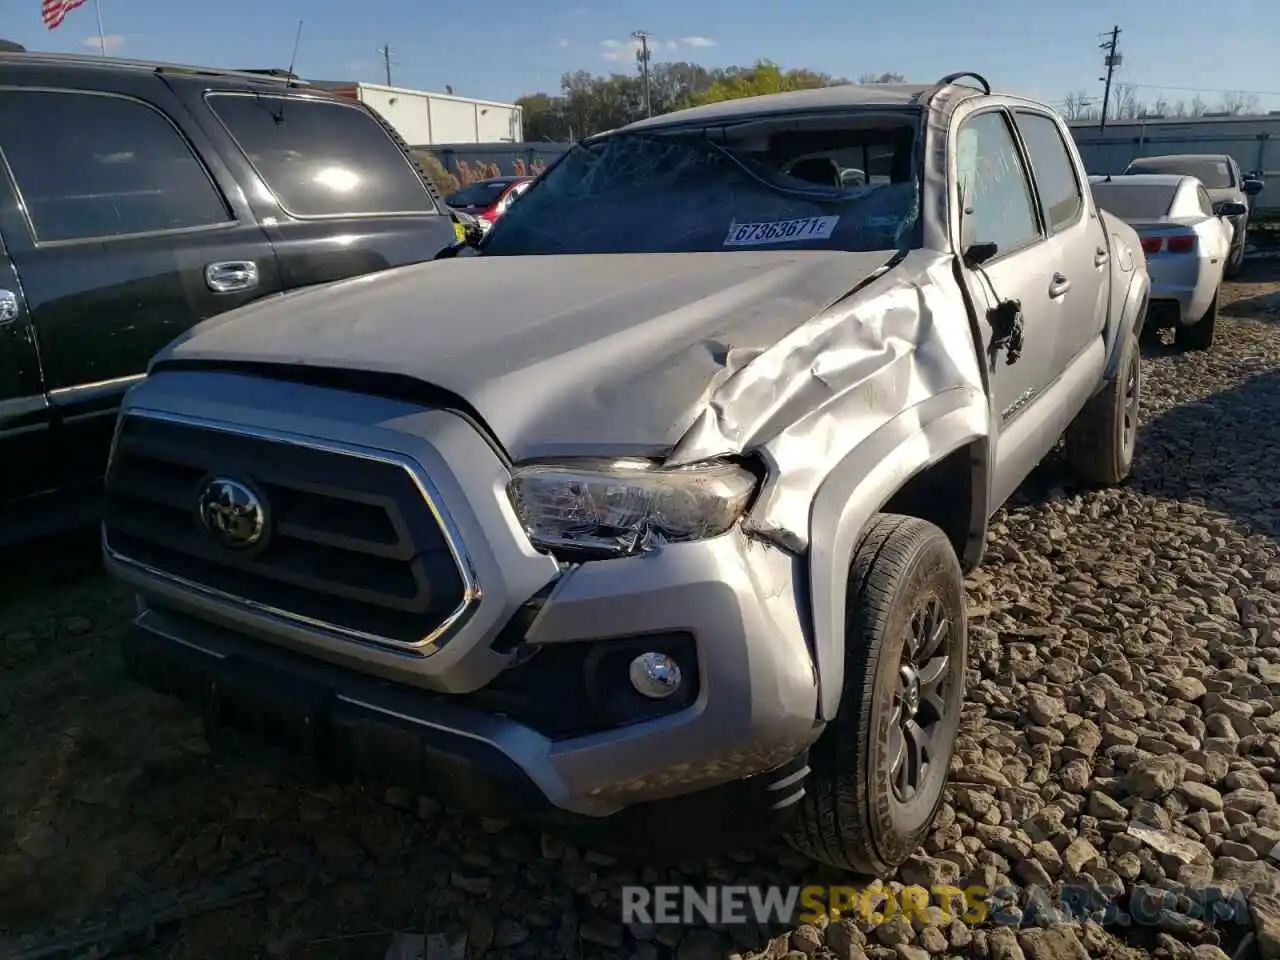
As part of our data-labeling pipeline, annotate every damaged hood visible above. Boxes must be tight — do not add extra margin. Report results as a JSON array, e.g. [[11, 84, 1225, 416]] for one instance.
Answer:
[[157, 251, 897, 460]]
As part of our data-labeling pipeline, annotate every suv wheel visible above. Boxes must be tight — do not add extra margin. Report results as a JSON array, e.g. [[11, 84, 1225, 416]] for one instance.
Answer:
[[787, 514, 966, 874], [1175, 287, 1218, 352], [1063, 330, 1140, 485]]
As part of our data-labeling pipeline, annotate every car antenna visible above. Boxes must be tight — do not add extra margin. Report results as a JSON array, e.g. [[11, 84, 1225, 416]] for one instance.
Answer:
[[272, 19, 304, 124]]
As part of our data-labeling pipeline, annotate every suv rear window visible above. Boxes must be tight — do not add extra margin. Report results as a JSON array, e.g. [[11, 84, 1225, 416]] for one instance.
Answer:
[[206, 94, 436, 217]]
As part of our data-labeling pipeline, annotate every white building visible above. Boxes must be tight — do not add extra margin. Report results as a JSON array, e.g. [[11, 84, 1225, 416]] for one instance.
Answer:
[[312, 81, 523, 145]]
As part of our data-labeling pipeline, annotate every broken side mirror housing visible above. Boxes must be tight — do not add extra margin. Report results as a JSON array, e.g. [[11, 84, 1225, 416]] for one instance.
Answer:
[[963, 242, 999, 267]]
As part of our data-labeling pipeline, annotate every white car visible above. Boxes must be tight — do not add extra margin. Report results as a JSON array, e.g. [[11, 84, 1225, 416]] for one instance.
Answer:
[[1089, 173, 1246, 350]]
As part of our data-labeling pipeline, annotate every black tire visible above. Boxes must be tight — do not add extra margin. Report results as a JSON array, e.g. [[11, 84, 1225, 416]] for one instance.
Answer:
[[786, 514, 966, 875], [1224, 244, 1244, 280], [1063, 330, 1140, 486], [1175, 287, 1218, 351]]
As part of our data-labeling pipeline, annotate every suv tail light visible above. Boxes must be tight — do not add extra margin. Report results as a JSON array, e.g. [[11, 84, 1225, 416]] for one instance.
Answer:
[[1140, 234, 1197, 255]]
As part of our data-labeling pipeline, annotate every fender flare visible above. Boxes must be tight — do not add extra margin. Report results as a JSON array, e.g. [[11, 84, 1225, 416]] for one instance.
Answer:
[[806, 386, 990, 721], [1104, 270, 1150, 383]]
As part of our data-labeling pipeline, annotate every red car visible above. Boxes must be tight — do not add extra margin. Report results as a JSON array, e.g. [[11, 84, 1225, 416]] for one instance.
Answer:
[[445, 175, 534, 226]]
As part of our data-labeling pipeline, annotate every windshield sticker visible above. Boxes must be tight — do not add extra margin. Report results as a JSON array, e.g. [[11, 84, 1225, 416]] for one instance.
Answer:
[[724, 216, 840, 247]]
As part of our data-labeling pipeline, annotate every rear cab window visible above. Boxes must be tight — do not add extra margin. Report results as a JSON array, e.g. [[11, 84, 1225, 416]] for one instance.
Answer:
[[1012, 110, 1083, 234], [205, 93, 438, 218]]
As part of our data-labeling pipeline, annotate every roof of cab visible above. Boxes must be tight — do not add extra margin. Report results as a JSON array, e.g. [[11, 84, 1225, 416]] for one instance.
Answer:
[[618, 81, 968, 132]]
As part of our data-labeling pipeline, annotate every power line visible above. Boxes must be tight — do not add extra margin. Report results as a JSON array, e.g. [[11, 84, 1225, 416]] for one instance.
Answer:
[[1122, 81, 1280, 98]]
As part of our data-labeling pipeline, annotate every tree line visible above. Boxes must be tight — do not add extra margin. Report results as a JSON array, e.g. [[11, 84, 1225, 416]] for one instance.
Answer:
[[515, 62, 904, 142], [517, 63, 1266, 142], [1059, 83, 1262, 122]]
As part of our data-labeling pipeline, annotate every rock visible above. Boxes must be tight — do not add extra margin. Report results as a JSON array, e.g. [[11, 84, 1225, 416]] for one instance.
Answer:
[[826, 918, 868, 960], [1127, 821, 1210, 864], [1026, 693, 1065, 725], [988, 927, 1026, 960], [1251, 892, 1280, 960], [1062, 837, 1101, 874], [1125, 756, 1185, 798], [789, 926, 823, 956], [918, 927, 948, 954], [1179, 781, 1225, 811], [1017, 927, 1089, 960]]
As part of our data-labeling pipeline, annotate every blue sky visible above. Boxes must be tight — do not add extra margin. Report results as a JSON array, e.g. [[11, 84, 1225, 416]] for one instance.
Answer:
[[10, 0, 1280, 113]]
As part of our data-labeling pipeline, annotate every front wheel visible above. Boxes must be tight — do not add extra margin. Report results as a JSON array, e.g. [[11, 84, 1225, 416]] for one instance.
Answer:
[[786, 514, 966, 875]]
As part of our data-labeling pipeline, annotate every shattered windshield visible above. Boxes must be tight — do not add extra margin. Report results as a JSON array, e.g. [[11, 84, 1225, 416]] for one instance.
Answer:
[[480, 129, 921, 256]]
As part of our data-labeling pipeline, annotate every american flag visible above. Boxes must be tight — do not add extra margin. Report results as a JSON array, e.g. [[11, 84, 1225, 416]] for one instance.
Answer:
[[42, 0, 88, 30]]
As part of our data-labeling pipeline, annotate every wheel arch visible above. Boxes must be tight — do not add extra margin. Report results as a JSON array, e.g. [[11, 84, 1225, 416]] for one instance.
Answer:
[[1104, 264, 1150, 383], [807, 388, 990, 722]]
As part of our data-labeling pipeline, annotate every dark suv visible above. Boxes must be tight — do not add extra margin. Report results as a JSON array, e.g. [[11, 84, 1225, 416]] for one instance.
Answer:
[[0, 51, 459, 544]]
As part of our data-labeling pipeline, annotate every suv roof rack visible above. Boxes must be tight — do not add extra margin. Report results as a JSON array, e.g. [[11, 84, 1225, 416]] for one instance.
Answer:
[[936, 72, 991, 95], [0, 49, 309, 85]]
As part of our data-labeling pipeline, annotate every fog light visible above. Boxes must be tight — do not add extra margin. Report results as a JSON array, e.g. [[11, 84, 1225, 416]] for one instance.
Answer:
[[629, 652, 682, 699]]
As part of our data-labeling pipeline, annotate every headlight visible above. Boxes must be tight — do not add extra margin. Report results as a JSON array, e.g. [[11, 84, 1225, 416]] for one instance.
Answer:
[[507, 459, 758, 557]]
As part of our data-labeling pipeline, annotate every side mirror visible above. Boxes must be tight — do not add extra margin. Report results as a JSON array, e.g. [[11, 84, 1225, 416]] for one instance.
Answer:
[[963, 242, 999, 267], [1217, 201, 1248, 218], [1242, 178, 1264, 196]]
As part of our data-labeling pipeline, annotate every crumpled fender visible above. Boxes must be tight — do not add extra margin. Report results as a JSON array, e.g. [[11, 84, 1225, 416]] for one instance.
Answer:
[[663, 250, 994, 721]]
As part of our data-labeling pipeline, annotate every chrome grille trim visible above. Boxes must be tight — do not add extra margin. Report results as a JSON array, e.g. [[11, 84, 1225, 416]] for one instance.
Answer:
[[102, 407, 482, 656]]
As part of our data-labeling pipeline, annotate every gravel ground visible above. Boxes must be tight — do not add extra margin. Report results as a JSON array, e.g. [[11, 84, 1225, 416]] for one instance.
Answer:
[[3, 265, 1280, 960]]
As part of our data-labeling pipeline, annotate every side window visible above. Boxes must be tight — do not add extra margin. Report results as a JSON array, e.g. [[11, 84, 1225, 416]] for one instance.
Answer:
[[955, 111, 1041, 255], [1197, 186, 1214, 218], [1013, 111, 1083, 233], [206, 94, 436, 217], [0, 90, 231, 243]]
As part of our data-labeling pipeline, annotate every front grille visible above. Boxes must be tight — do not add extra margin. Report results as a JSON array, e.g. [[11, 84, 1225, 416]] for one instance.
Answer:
[[103, 413, 472, 649]]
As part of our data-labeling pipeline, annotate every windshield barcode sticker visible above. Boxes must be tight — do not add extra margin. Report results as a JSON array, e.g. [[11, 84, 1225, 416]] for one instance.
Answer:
[[723, 216, 840, 246]]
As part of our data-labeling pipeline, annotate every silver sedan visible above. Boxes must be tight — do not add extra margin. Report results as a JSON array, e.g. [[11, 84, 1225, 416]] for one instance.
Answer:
[[1088, 173, 1245, 350]]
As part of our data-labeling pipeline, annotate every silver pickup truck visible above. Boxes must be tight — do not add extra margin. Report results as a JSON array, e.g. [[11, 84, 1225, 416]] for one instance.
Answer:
[[102, 72, 1149, 874]]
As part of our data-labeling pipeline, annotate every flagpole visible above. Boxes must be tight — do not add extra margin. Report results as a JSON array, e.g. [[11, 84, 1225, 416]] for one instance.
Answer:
[[95, 0, 106, 55]]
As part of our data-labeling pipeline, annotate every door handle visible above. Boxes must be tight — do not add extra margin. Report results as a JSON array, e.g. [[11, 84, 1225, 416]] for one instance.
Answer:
[[1049, 273, 1071, 298], [205, 260, 259, 294], [1094, 247, 1109, 267], [0, 289, 18, 325]]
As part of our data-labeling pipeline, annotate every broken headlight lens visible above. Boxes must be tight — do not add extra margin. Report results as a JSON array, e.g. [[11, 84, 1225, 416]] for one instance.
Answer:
[[507, 459, 758, 556]]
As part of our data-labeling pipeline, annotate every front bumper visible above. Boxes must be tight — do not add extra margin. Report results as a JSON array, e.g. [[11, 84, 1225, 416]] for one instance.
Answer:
[[123, 610, 811, 851], [105, 370, 822, 820]]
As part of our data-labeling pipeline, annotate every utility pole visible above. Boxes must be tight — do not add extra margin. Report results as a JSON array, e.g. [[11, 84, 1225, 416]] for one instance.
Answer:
[[632, 30, 652, 117], [1098, 25, 1122, 133], [379, 44, 392, 86]]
